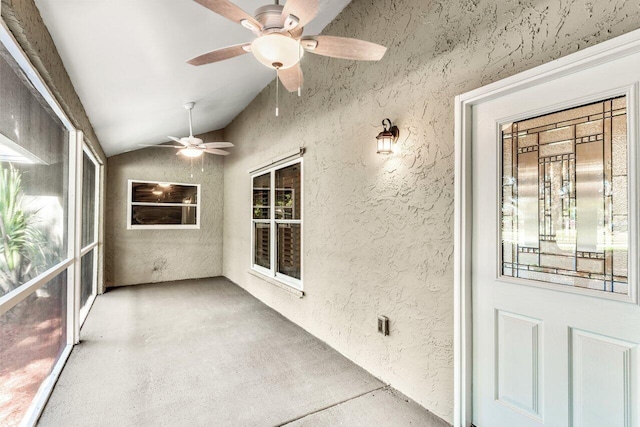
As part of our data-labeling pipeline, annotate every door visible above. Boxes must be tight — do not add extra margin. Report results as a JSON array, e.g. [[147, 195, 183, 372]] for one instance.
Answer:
[[471, 51, 640, 426]]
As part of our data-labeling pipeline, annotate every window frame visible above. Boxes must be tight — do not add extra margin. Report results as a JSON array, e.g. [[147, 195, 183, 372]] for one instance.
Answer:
[[250, 157, 303, 290], [127, 179, 201, 230]]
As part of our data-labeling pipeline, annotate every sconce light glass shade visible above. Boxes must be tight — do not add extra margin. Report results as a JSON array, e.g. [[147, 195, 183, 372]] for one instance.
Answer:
[[376, 119, 399, 154], [251, 34, 304, 70], [376, 132, 395, 154], [179, 147, 204, 158]]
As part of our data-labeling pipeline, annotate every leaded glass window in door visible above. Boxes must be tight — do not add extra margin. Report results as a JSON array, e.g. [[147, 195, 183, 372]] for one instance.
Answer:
[[501, 96, 628, 294]]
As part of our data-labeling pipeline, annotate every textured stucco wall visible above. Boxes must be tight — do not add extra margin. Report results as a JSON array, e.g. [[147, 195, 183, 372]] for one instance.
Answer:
[[106, 130, 225, 287], [222, 0, 640, 422]]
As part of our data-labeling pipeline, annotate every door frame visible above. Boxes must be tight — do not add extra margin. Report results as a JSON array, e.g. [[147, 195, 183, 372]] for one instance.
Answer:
[[453, 29, 640, 427]]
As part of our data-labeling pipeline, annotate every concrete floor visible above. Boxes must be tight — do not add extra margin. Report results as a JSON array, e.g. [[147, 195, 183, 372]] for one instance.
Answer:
[[39, 277, 449, 427]]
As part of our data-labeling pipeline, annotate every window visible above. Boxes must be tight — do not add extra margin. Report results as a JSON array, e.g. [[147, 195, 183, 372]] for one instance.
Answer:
[[251, 159, 302, 289], [127, 180, 200, 229]]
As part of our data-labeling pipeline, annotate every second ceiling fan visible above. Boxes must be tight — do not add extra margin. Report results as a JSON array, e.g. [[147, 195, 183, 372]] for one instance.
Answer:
[[141, 102, 234, 157], [187, 0, 388, 93]]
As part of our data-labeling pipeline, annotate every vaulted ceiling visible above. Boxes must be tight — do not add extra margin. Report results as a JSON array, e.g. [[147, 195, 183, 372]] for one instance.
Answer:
[[35, 0, 351, 156]]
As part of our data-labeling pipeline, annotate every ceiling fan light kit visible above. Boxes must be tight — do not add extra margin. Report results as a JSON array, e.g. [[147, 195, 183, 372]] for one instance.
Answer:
[[179, 147, 205, 158], [251, 34, 304, 70]]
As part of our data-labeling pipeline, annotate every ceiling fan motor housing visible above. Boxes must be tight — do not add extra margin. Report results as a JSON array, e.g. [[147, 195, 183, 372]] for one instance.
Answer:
[[254, 5, 285, 31]]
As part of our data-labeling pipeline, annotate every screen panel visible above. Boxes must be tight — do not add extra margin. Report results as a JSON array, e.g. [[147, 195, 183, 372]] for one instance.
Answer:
[[0, 46, 70, 298], [0, 272, 67, 425]]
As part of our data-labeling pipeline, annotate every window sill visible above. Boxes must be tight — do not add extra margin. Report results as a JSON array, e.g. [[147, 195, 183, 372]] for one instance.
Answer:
[[247, 269, 304, 298]]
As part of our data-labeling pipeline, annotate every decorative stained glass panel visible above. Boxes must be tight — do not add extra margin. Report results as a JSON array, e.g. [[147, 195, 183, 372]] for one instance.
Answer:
[[501, 96, 628, 294]]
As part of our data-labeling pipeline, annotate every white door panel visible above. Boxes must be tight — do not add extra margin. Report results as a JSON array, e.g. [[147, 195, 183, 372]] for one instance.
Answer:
[[471, 50, 640, 427]]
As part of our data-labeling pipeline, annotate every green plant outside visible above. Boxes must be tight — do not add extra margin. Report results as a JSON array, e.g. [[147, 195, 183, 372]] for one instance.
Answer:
[[0, 165, 49, 294]]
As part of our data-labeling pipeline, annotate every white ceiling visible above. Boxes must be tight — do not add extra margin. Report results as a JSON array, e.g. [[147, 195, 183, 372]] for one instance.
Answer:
[[35, 0, 351, 156]]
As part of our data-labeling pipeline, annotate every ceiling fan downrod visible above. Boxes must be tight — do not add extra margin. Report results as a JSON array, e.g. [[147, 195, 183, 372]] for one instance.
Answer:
[[184, 102, 195, 137]]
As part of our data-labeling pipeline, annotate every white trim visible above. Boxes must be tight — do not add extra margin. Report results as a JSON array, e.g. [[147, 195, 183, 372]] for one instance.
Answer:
[[130, 202, 198, 207], [98, 160, 106, 294], [72, 131, 83, 345], [275, 271, 303, 290], [454, 95, 473, 427], [248, 269, 304, 298], [126, 179, 201, 230], [0, 259, 73, 316], [81, 241, 98, 257], [454, 28, 640, 427], [128, 224, 201, 230]]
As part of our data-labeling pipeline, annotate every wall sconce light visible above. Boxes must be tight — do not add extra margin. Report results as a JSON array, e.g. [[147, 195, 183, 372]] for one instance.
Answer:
[[376, 118, 399, 154]]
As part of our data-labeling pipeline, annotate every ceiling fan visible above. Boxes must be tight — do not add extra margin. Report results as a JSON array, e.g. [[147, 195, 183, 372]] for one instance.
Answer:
[[187, 0, 388, 93], [140, 102, 234, 157]]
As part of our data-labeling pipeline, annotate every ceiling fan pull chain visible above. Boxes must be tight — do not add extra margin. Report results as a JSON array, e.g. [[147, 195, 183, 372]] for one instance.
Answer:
[[298, 40, 302, 97], [190, 158, 194, 179], [201, 154, 204, 172], [276, 68, 280, 117]]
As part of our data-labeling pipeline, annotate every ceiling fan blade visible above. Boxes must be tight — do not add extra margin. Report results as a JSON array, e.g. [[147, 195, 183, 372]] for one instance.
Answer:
[[187, 43, 251, 66], [168, 136, 189, 146], [205, 148, 230, 156], [302, 36, 387, 61], [139, 144, 183, 148], [194, 0, 262, 31], [279, 63, 304, 93], [202, 142, 235, 148], [281, 0, 318, 29]]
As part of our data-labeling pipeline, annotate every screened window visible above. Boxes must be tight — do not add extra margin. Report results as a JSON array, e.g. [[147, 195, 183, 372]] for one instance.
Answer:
[[251, 159, 302, 289], [0, 51, 69, 297], [81, 149, 97, 248], [80, 146, 100, 323], [0, 37, 74, 427], [127, 181, 200, 229]]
